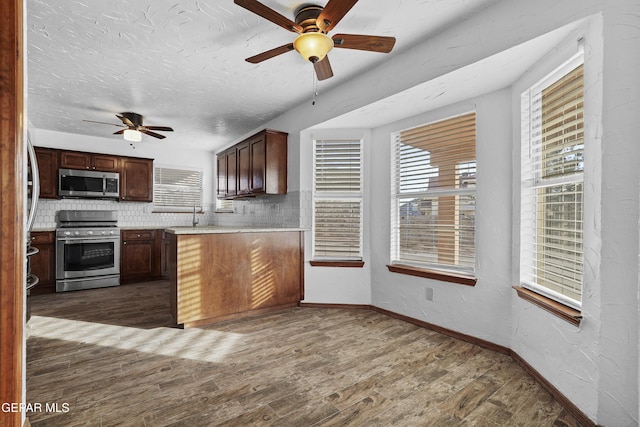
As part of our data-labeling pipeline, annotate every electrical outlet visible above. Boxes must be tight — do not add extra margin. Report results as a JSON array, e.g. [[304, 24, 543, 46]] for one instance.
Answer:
[[425, 287, 434, 301]]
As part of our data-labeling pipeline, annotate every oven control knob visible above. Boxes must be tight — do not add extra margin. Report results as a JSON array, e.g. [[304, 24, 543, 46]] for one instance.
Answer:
[[86, 231, 93, 235], [64, 231, 72, 236], [74, 231, 80, 236]]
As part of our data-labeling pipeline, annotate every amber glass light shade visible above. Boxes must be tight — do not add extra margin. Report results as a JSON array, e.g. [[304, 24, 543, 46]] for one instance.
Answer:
[[293, 32, 334, 63]]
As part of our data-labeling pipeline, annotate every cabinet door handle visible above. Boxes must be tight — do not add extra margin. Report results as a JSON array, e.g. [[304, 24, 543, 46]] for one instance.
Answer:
[[123, 241, 127, 245], [137, 234, 141, 238]]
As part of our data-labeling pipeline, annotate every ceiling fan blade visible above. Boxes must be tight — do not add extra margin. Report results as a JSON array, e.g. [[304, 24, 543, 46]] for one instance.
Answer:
[[83, 119, 126, 128], [116, 114, 135, 127], [113, 129, 125, 135], [314, 56, 334, 81], [317, 0, 358, 32], [234, 0, 302, 33], [246, 43, 295, 64], [142, 126, 174, 132], [332, 34, 396, 53], [140, 129, 166, 139]]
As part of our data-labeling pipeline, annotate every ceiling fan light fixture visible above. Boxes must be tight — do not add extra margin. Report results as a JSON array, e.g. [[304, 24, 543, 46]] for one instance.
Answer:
[[293, 32, 334, 63], [123, 129, 142, 142]]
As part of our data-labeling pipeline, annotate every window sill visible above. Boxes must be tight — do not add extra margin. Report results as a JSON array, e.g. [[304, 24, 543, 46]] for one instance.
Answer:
[[310, 260, 365, 268], [512, 286, 582, 327], [386, 264, 477, 286]]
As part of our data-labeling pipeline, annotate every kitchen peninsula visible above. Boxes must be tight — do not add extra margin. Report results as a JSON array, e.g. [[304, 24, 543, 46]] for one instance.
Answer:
[[166, 226, 304, 327]]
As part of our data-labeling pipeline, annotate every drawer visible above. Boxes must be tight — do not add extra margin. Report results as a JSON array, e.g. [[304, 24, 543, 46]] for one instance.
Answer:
[[122, 229, 156, 241], [30, 231, 54, 245]]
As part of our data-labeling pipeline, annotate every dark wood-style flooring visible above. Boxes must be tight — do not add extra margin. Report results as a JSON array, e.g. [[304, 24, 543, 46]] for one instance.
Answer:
[[26, 281, 583, 426]]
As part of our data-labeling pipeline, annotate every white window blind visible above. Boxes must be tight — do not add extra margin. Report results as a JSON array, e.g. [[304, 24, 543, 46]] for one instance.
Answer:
[[153, 166, 203, 212], [391, 112, 476, 273], [216, 198, 234, 212], [313, 139, 363, 260], [520, 57, 584, 309]]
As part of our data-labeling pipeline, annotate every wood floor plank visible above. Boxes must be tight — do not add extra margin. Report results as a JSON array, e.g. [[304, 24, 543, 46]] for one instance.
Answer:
[[25, 281, 585, 426]]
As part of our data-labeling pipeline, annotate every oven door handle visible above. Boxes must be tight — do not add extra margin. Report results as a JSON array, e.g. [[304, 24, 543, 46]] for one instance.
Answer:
[[57, 237, 119, 243]]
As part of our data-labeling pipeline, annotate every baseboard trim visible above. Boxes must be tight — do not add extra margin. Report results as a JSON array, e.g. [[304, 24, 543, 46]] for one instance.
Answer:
[[299, 302, 371, 310], [370, 306, 511, 355], [510, 351, 596, 427], [298, 302, 595, 426]]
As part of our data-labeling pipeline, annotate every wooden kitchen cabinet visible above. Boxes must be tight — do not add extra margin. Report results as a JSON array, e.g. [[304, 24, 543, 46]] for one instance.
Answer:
[[120, 157, 153, 202], [216, 129, 287, 199], [216, 153, 227, 198], [29, 231, 55, 295], [236, 141, 251, 196], [93, 154, 120, 172], [34, 147, 59, 199], [60, 151, 120, 172], [224, 148, 237, 198], [120, 229, 160, 284], [42, 147, 153, 202], [250, 129, 287, 195]]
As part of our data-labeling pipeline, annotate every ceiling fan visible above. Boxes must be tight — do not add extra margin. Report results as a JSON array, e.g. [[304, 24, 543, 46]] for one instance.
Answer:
[[83, 112, 174, 142], [234, 0, 396, 80]]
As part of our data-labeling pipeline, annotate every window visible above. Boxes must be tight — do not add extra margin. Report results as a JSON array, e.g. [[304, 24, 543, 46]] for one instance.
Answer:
[[215, 198, 234, 213], [520, 55, 584, 309], [153, 166, 203, 212], [313, 139, 363, 260], [391, 112, 476, 275]]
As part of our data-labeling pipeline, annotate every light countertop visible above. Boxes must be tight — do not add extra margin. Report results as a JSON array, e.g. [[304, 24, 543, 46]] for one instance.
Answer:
[[165, 226, 306, 235]]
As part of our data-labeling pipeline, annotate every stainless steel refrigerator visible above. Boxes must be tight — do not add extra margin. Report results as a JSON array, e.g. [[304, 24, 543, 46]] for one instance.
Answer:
[[26, 134, 40, 319]]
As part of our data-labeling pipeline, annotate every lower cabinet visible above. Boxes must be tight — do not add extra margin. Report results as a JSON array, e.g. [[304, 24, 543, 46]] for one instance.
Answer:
[[29, 229, 168, 291], [120, 229, 162, 284], [29, 231, 56, 295]]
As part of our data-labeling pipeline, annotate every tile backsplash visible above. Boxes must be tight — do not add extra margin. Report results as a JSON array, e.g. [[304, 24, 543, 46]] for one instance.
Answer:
[[33, 191, 304, 230], [212, 191, 304, 228]]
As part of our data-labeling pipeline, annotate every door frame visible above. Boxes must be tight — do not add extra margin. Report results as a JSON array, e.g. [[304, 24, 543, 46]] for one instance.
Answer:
[[0, 0, 26, 426]]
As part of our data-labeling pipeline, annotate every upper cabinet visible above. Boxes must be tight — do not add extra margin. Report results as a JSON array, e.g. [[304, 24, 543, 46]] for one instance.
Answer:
[[121, 157, 153, 202], [34, 147, 153, 202], [236, 141, 251, 196], [225, 147, 238, 198], [217, 129, 287, 199], [60, 151, 120, 172], [34, 147, 59, 199], [216, 153, 227, 199]]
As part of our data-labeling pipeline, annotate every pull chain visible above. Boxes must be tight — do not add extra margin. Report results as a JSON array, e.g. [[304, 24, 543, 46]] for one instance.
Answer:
[[312, 68, 318, 106]]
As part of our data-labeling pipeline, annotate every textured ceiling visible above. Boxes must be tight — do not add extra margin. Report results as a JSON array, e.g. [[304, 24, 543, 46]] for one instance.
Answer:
[[26, 0, 502, 151]]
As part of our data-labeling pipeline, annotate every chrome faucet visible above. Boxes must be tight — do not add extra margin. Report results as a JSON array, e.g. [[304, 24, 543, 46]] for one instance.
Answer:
[[192, 205, 199, 228]]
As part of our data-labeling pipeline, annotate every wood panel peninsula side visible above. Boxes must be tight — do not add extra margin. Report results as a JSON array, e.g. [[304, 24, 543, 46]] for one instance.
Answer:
[[166, 227, 305, 327]]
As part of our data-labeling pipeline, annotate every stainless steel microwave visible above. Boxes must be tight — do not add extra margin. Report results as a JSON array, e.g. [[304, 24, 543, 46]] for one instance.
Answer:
[[58, 168, 120, 199]]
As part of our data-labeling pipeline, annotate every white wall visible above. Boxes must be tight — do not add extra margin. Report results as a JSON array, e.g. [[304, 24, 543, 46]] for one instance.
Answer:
[[369, 91, 512, 347], [299, 128, 372, 305], [257, 0, 639, 424], [595, 4, 640, 423], [509, 17, 603, 423]]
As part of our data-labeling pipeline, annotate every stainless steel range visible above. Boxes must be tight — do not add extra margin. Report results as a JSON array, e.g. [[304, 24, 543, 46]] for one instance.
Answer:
[[56, 210, 120, 292]]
